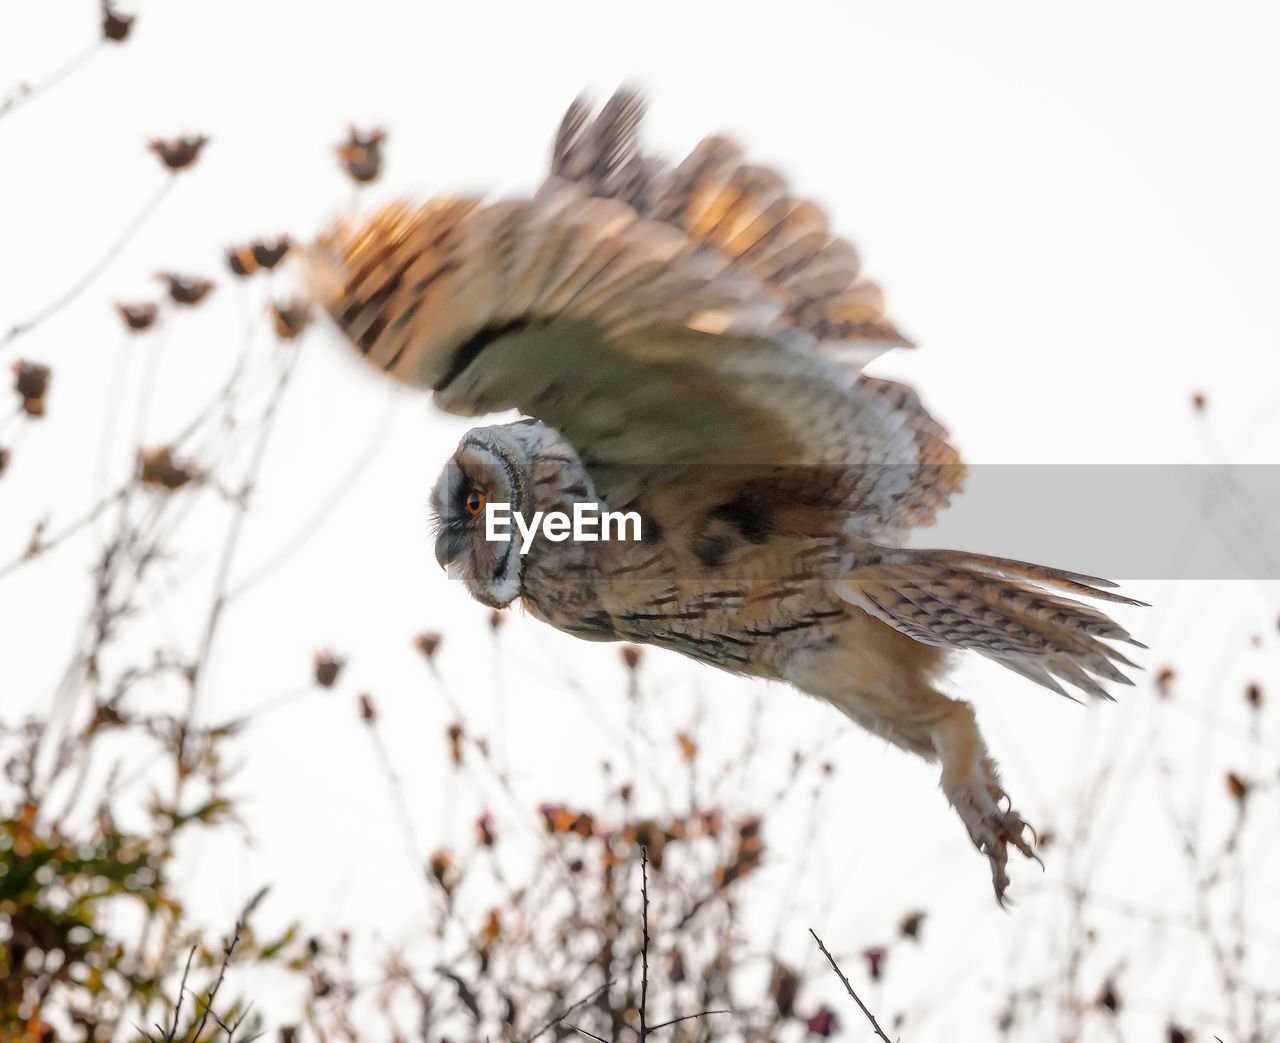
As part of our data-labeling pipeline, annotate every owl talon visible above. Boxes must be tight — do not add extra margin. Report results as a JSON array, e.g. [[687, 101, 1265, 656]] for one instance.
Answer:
[[947, 772, 1041, 905]]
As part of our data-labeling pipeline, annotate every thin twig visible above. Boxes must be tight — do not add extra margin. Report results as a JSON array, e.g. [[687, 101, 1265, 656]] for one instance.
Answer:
[[0, 40, 102, 122], [810, 928, 896, 1043], [1, 180, 175, 351], [639, 846, 650, 1039], [191, 920, 243, 1040], [523, 979, 615, 1043], [185, 346, 302, 725], [645, 1010, 731, 1032], [160, 946, 197, 1041]]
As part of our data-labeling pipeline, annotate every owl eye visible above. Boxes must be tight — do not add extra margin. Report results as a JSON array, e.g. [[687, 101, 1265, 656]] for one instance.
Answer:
[[465, 490, 485, 516]]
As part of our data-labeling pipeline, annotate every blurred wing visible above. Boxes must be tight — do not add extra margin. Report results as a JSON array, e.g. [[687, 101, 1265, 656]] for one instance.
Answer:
[[543, 88, 911, 369], [310, 91, 962, 539]]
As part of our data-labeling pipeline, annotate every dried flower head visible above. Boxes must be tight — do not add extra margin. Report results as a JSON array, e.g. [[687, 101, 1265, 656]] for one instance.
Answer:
[[621, 645, 642, 670], [1245, 682, 1263, 709], [272, 299, 312, 340], [139, 446, 201, 490], [115, 301, 158, 331], [148, 135, 208, 171], [488, 608, 505, 631], [899, 910, 926, 940], [12, 361, 50, 416], [476, 812, 496, 847], [806, 1007, 839, 1037], [1154, 665, 1175, 697], [769, 963, 799, 1017], [446, 722, 463, 764], [313, 650, 344, 688], [227, 246, 259, 277], [414, 632, 442, 659], [428, 848, 456, 894], [252, 237, 291, 270], [358, 693, 376, 723], [1226, 771, 1250, 804], [102, 1, 134, 41], [337, 126, 385, 183], [159, 272, 215, 306]]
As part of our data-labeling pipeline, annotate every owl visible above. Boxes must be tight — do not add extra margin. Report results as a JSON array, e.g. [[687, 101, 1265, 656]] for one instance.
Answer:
[[310, 89, 1143, 903]]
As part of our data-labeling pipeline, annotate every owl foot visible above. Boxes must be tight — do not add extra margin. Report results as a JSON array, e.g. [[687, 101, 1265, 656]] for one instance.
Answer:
[[946, 770, 1042, 906]]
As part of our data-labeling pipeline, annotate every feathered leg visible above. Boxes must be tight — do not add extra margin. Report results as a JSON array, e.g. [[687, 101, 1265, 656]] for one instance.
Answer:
[[930, 699, 1039, 905], [786, 613, 1041, 903]]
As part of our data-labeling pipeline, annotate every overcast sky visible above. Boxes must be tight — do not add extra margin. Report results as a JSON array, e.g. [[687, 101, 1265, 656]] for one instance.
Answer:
[[3, 1, 1279, 1038]]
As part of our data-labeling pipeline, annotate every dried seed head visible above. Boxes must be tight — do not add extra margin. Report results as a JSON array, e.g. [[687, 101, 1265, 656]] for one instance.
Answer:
[[414, 632, 442, 659], [1191, 391, 1207, 412], [313, 650, 344, 688], [1245, 682, 1262, 709], [337, 126, 385, 183], [1096, 979, 1121, 1014], [116, 301, 158, 331], [1226, 771, 1250, 804], [272, 299, 312, 339], [227, 246, 258, 277], [666, 949, 686, 985], [428, 848, 455, 894], [621, 645, 642, 669], [358, 693, 376, 723], [159, 272, 215, 306], [102, 1, 134, 41], [138, 446, 200, 490], [488, 608, 505, 631], [476, 811, 496, 847], [899, 910, 926, 940], [251, 237, 291, 269], [446, 722, 463, 764], [12, 361, 51, 417], [676, 732, 696, 761], [769, 963, 799, 1017], [148, 135, 208, 171], [805, 1008, 839, 1038], [1154, 666, 1175, 697], [863, 947, 886, 981]]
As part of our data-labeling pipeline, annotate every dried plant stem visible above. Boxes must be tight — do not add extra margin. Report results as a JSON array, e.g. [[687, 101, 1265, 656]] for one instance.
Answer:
[[810, 928, 896, 1043], [2, 180, 175, 351], [0, 40, 102, 122]]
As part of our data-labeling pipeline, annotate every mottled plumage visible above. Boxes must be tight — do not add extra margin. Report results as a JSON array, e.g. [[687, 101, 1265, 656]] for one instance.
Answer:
[[310, 89, 1144, 902]]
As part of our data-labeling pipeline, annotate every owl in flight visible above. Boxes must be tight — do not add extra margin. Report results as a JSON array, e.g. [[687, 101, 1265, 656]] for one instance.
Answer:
[[311, 89, 1143, 902]]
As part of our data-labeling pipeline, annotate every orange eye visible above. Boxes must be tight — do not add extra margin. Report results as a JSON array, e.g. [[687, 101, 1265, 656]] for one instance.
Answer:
[[465, 490, 485, 516]]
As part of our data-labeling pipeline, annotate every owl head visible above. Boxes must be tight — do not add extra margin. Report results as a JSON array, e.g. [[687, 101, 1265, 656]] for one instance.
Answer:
[[430, 424, 533, 608]]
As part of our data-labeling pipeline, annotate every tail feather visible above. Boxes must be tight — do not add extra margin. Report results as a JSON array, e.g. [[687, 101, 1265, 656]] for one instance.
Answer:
[[836, 547, 1144, 700]]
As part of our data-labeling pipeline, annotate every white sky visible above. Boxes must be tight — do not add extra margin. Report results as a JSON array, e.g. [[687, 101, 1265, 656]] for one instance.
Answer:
[[3, 1, 1279, 1039]]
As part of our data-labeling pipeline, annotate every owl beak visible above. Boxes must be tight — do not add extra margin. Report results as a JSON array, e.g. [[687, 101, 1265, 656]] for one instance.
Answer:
[[435, 529, 463, 570]]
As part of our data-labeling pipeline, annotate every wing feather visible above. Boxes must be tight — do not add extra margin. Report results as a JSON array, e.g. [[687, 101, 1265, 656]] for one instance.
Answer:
[[310, 89, 961, 538]]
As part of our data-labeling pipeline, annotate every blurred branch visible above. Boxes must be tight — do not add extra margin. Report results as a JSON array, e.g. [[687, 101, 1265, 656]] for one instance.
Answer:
[[0, 40, 102, 122], [1, 180, 175, 352]]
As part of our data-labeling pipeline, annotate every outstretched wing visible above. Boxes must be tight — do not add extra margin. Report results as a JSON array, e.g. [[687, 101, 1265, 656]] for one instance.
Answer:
[[543, 89, 910, 367], [310, 90, 962, 541]]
